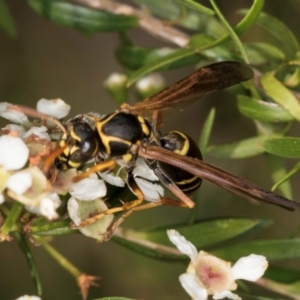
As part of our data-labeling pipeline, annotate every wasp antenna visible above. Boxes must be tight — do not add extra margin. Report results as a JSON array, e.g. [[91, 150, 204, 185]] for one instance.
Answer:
[[7, 104, 67, 134], [42, 143, 69, 175]]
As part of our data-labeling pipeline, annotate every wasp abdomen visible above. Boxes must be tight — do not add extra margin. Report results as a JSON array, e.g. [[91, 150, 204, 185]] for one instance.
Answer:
[[159, 131, 203, 195]]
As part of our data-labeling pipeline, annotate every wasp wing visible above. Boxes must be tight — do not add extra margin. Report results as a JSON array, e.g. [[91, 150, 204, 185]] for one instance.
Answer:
[[139, 145, 300, 211], [126, 61, 253, 114]]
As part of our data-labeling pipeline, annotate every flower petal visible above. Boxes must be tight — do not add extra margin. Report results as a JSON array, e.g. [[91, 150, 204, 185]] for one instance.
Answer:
[[0, 102, 29, 124], [2, 124, 26, 137], [179, 273, 208, 300], [231, 254, 268, 281], [68, 197, 114, 241], [7, 171, 32, 194], [213, 291, 241, 300], [99, 171, 125, 187], [135, 177, 164, 202], [7, 167, 49, 206], [23, 126, 50, 141], [25, 192, 61, 220], [167, 230, 198, 261], [0, 135, 29, 170], [36, 98, 70, 119], [15, 296, 41, 300], [69, 174, 107, 201], [133, 158, 159, 181]]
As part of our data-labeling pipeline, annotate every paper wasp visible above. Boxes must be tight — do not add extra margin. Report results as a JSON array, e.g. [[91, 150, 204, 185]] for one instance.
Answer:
[[6, 61, 300, 239]]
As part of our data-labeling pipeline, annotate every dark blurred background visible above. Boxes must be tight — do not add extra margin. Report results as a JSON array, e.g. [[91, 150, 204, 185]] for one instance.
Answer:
[[1, 1, 300, 299]]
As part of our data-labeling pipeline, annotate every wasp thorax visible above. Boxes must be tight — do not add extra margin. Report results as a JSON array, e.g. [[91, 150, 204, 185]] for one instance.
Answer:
[[55, 118, 99, 171]]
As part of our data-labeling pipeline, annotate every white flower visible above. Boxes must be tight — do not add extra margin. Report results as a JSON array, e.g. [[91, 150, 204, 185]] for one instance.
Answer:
[[7, 167, 50, 206], [0, 135, 29, 170], [68, 197, 114, 241], [69, 173, 107, 201], [2, 124, 26, 137], [23, 126, 51, 141], [133, 158, 164, 202], [0, 102, 29, 124], [98, 171, 125, 188], [15, 296, 41, 300], [135, 73, 166, 98], [7, 171, 32, 194], [36, 98, 70, 119], [104, 72, 128, 88], [167, 230, 268, 300], [25, 192, 61, 220]]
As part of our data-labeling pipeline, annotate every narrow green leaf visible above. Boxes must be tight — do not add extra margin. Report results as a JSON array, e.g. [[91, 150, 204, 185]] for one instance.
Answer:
[[0, 0, 17, 37], [144, 218, 270, 248], [210, 0, 249, 63], [189, 33, 236, 60], [27, 0, 138, 33], [265, 153, 292, 199], [265, 265, 300, 284], [262, 137, 300, 158], [212, 239, 300, 261], [31, 220, 77, 235], [15, 232, 42, 295], [132, 0, 224, 33], [116, 46, 201, 71], [200, 0, 265, 53], [272, 161, 300, 192], [174, 0, 215, 16], [249, 11, 300, 59], [237, 95, 293, 122], [245, 42, 285, 66], [0, 202, 23, 237], [261, 72, 300, 122], [127, 48, 195, 86], [208, 136, 266, 158], [199, 108, 216, 157], [113, 219, 270, 260]]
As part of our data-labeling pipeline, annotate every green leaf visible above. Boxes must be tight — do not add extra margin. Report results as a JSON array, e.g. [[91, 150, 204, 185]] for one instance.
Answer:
[[210, 0, 248, 63], [262, 137, 300, 158], [132, 0, 224, 33], [199, 108, 216, 157], [189, 33, 236, 60], [27, 0, 138, 33], [245, 42, 285, 66], [15, 232, 42, 295], [174, 0, 215, 16], [127, 48, 195, 86], [116, 46, 201, 71], [0, 0, 17, 37], [208, 136, 267, 158], [265, 153, 292, 199], [265, 265, 300, 284], [212, 239, 300, 261], [31, 220, 77, 235], [237, 95, 294, 122], [113, 218, 271, 260], [240, 10, 299, 59], [261, 72, 300, 122], [144, 218, 270, 248]]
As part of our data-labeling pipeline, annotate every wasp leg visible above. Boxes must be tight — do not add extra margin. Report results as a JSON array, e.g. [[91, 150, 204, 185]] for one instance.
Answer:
[[122, 168, 145, 210], [154, 167, 195, 208], [72, 159, 117, 182]]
